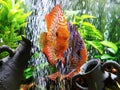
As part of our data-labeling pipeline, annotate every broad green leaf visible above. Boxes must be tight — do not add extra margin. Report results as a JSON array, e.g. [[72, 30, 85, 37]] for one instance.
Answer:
[[94, 55, 102, 59], [100, 40, 118, 54], [72, 15, 82, 25], [73, 15, 96, 23], [78, 28, 86, 39], [107, 48, 116, 54], [86, 41, 103, 54], [101, 54, 116, 60], [82, 22, 103, 40], [80, 14, 96, 20]]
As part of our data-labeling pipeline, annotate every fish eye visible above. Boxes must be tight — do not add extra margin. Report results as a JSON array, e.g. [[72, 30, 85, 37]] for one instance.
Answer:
[[77, 50, 80, 56], [56, 32, 58, 37]]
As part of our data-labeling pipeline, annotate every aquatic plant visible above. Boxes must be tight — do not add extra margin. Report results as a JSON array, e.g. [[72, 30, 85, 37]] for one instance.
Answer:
[[65, 11, 120, 63], [0, 0, 31, 58]]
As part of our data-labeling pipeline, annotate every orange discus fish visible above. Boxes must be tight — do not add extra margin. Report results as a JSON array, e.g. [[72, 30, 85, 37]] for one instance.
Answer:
[[39, 5, 69, 66], [45, 23, 88, 81]]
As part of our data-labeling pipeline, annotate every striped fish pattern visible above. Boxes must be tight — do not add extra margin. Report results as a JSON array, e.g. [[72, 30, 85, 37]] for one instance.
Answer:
[[39, 5, 69, 65]]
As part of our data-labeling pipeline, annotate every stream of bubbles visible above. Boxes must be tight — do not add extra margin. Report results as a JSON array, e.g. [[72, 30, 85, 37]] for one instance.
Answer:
[[23, 0, 73, 89]]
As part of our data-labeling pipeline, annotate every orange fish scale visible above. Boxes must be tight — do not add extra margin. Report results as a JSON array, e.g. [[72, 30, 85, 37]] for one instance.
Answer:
[[43, 46, 56, 65], [78, 48, 88, 70]]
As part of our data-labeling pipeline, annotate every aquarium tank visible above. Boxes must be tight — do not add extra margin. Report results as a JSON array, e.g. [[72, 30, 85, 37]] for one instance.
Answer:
[[0, 0, 120, 90]]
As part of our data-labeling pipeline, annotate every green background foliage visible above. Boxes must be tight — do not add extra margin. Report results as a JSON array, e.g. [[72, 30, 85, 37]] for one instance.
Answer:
[[0, 0, 31, 59], [65, 0, 120, 63]]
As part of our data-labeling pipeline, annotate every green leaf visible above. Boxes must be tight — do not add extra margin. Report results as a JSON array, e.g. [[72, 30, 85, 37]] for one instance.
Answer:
[[12, 11, 32, 24], [0, 0, 9, 21], [86, 40, 103, 54], [24, 67, 33, 73], [94, 55, 102, 59], [107, 48, 116, 54], [100, 54, 116, 60], [82, 22, 103, 40], [72, 15, 82, 25], [14, 35, 22, 41], [72, 14, 96, 25], [8, 8, 23, 21], [64, 10, 80, 15], [0, 0, 9, 11], [74, 14, 96, 22], [0, 0, 32, 59], [25, 74, 33, 79], [100, 40, 118, 54], [80, 14, 96, 20], [24, 67, 34, 79]]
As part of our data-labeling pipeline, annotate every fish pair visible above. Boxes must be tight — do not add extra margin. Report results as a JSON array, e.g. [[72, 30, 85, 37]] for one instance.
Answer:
[[39, 4, 88, 80]]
